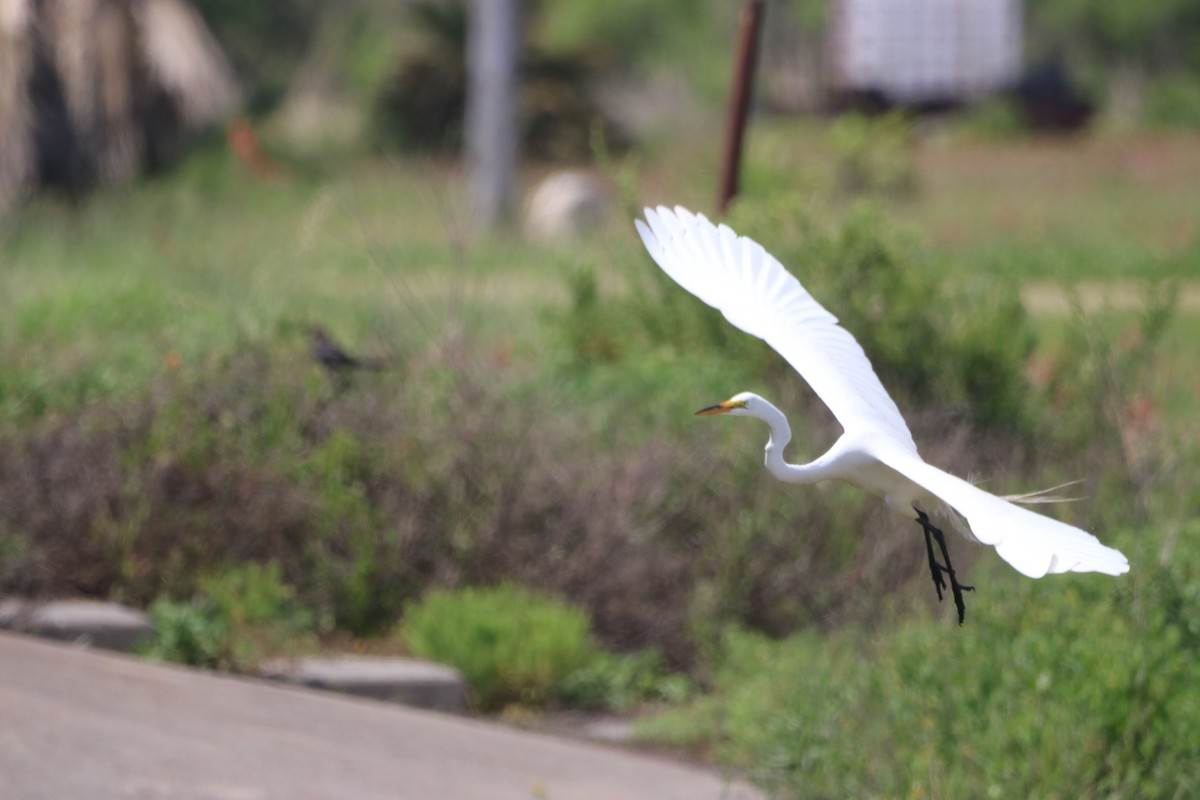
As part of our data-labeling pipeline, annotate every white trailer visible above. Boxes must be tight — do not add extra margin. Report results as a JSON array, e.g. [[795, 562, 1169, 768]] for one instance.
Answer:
[[829, 0, 1022, 106]]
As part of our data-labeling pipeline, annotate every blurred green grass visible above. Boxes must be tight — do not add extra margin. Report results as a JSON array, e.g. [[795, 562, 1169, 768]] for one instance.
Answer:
[[0, 148, 603, 420], [5, 123, 1198, 424], [741, 120, 1200, 282]]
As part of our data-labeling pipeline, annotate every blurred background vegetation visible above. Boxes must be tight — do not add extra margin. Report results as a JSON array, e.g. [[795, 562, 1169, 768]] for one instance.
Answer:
[[2, 0, 1200, 797]]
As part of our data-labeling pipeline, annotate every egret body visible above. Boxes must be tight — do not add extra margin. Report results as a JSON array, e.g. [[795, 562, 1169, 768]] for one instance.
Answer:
[[637, 206, 1129, 622]]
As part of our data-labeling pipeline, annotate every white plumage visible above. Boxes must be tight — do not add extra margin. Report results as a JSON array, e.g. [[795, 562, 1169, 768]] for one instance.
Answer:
[[635, 206, 1128, 616]]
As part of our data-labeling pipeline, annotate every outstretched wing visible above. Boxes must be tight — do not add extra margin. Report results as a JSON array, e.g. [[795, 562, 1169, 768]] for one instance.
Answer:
[[871, 442, 1130, 578], [635, 205, 918, 453]]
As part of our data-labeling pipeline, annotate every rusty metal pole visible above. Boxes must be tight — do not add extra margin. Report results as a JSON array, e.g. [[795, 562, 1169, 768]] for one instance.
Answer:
[[717, 0, 765, 216]]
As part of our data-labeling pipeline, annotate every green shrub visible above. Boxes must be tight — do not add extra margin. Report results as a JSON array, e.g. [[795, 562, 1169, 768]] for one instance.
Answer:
[[731, 198, 1037, 431], [563, 196, 1036, 433], [648, 523, 1200, 798], [200, 562, 313, 635], [371, 1, 627, 160], [400, 583, 596, 710], [830, 112, 917, 199], [141, 563, 314, 671], [142, 598, 230, 668], [960, 96, 1029, 139], [557, 648, 694, 711], [1144, 74, 1200, 130]]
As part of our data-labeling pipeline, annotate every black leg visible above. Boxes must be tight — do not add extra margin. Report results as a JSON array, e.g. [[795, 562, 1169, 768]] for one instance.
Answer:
[[915, 510, 975, 625], [921, 520, 946, 601]]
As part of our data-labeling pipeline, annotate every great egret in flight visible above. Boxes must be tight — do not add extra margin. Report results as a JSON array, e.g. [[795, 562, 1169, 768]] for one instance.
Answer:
[[635, 206, 1129, 623]]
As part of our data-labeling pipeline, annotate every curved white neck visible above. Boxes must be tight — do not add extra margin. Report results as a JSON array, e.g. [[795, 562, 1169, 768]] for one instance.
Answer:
[[753, 399, 837, 484]]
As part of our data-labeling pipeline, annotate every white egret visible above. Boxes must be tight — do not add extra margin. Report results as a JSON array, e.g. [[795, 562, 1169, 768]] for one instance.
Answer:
[[635, 206, 1129, 623]]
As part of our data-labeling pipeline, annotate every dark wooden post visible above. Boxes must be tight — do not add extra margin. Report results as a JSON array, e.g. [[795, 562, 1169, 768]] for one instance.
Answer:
[[716, 0, 765, 216]]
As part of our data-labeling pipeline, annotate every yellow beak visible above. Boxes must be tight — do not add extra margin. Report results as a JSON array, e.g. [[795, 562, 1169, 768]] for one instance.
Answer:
[[696, 400, 740, 416]]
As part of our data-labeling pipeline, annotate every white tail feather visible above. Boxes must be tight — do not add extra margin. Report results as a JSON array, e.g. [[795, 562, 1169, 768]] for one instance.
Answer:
[[877, 447, 1128, 579], [1003, 479, 1089, 506]]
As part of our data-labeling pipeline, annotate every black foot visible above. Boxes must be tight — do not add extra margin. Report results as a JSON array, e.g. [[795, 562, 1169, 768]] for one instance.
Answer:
[[916, 510, 974, 625]]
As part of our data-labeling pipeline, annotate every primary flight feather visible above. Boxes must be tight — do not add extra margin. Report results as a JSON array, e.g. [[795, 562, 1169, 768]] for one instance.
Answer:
[[635, 205, 1129, 622]]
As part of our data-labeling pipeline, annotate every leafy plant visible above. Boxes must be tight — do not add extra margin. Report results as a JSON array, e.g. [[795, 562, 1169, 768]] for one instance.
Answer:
[[371, 0, 627, 159], [141, 563, 314, 671], [563, 195, 1036, 432], [142, 598, 230, 668], [201, 562, 313, 635], [558, 648, 693, 711], [400, 583, 595, 711], [830, 112, 917, 199], [1145, 74, 1200, 129], [959, 96, 1030, 140], [640, 521, 1200, 798]]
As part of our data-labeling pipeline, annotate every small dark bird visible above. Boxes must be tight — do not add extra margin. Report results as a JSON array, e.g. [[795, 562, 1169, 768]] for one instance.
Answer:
[[309, 326, 385, 372]]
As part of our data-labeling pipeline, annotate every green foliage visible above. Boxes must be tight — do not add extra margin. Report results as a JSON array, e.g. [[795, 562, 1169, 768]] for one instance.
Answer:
[[560, 234, 764, 374], [744, 198, 1036, 430], [294, 429, 396, 635], [142, 598, 229, 668], [830, 112, 917, 199], [1024, 0, 1200, 128], [534, 0, 734, 97], [562, 194, 1035, 432], [1044, 279, 1178, 454], [192, 0, 324, 110], [1144, 74, 1200, 129], [557, 649, 693, 712], [0, 527, 30, 590], [538, 0, 831, 105], [645, 524, 1200, 798], [200, 562, 313, 635], [370, 2, 466, 153], [401, 584, 596, 711], [960, 97, 1031, 140], [141, 563, 314, 671], [371, 1, 627, 160], [1028, 0, 1200, 74]]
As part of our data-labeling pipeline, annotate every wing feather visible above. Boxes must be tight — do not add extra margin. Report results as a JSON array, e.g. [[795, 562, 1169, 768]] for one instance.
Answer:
[[636, 206, 918, 452]]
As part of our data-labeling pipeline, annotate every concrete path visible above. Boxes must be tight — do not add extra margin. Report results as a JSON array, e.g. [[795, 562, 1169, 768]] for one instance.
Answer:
[[0, 632, 759, 800]]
